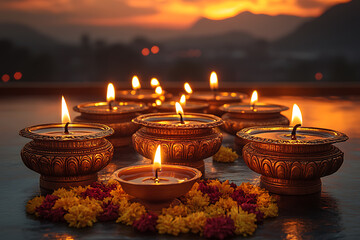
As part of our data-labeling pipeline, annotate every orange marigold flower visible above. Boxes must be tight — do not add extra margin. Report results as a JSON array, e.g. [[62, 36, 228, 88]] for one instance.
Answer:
[[116, 202, 146, 225], [156, 215, 189, 236], [228, 206, 257, 236], [26, 196, 44, 214], [64, 205, 97, 228]]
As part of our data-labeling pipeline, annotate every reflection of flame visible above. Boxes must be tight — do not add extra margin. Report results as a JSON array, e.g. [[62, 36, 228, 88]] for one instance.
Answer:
[[175, 102, 184, 115], [210, 71, 218, 90], [155, 86, 163, 95], [291, 104, 303, 126], [250, 90, 258, 105], [61, 96, 71, 123], [153, 145, 161, 169], [184, 82, 192, 94], [180, 94, 186, 106], [155, 99, 162, 106], [107, 83, 115, 102], [132, 76, 141, 90], [150, 78, 160, 88]]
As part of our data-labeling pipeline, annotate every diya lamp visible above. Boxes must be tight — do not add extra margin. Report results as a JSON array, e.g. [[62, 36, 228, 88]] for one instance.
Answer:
[[186, 72, 247, 116], [117, 76, 172, 105], [132, 103, 224, 174], [113, 145, 201, 211], [73, 83, 149, 147], [155, 94, 208, 113], [19, 96, 114, 193], [220, 90, 289, 148], [237, 104, 348, 195]]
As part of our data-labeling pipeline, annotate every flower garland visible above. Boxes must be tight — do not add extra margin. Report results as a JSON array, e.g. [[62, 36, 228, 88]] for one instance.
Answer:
[[213, 146, 239, 163], [26, 179, 278, 239]]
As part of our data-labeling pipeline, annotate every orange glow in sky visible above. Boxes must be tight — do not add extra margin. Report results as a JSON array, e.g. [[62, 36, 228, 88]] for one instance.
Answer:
[[0, 0, 350, 29]]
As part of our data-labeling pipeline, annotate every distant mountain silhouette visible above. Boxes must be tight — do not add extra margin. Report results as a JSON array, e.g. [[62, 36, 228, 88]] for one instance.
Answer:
[[0, 22, 61, 50], [186, 11, 311, 41], [274, 0, 360, 58], [165, 31, 256, 50]]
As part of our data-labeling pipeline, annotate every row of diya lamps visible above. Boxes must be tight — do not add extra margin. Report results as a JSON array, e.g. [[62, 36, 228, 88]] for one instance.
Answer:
[[19, 72, 348, 210]]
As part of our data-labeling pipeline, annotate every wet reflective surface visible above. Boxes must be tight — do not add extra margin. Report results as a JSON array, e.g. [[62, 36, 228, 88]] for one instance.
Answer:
[[1, 95, 360, 239]]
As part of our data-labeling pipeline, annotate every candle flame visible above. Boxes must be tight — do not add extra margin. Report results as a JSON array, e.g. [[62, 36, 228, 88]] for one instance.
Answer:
[[291, 104, 303, 126], [184, 82, 192, 94], [250, 90, 258, 105], [107, 83, 115, 102], [132, 75, 141, 90], [150, 78, 160, 88], [180, 94, 186, 105], [175, 102, 184, 115], [155, 99, 162, 106], [153, 145, 161, 169], [210, 71, 218, 90], [61, 96, 71, 123], [155, 86, 163, 95]]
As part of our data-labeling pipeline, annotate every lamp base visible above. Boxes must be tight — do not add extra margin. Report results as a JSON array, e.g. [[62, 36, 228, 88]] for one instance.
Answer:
[[40, 174, 97, 194], [260, 176, 321, 195]]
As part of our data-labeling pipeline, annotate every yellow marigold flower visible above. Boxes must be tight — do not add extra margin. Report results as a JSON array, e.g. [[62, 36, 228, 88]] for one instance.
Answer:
[[52, 188, 77, 198], [213, 146, 238, 163], [52, 197, 80, 211], [106, 179, 120, 187], [26, 196, 44, 215], [238, 182, 266, 195], [162, 204, 188, 217], [157, 215, 189, 236], [204, 204, 225, 217], [216, 197, 238, 211], [70, 185, 90, 196], [228, 206, 257, 237], [184, 212, 207, 234], [116, 202, 146, 225], [185, 189, 210, 212], [110, 188, 130, 201], [114, 197, 131, 213], [64, 205, 97, 228], [79, 197, 103, 216], [208, 179, 234, 196]]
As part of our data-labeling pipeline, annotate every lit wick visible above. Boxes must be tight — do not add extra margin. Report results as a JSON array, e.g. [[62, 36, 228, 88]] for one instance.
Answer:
[[108, 100, 114, 110], [291, 124, 301, 140], [61, 96, 71, 135], [210, 71, 218, 99], [132, 75, 141, 95], [107, 83, 116, 111], [155, 168, 162, 183], [250, 90, 258, 111], [175, 102, 185, 124], [153, 145, 162, 183], [64, 122, 70, 134]]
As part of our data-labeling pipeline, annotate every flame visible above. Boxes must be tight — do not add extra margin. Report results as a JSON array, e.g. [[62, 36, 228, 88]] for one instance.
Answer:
[[132, 76, 141, 90], [153, 145, 161, 169], [180, 94, 186, 105], [184, 82, 193, 94], [291, 104, 303, 126], [107, 83, 115, 102], [155, 86, 163, 95], [250, 90, 258, 105], [155, 99, 162, 106], [210, 71, 218, 90], [175, 102, 184, 115], [61, 96, 71, 124], [150, 78, 160, 88]]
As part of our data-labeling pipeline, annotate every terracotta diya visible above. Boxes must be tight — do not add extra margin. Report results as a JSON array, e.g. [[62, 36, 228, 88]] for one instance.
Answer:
[[19, 96, 114, 193], [237, 104, 348, 195], [132, 103, 224, 174], [73, 83, 148, 147], [155, 94, 208, 113], [186, 72, 247, 116], [117, 76, 172, 105], [221, 91, 289, 149], [113, 145, 202, 211]]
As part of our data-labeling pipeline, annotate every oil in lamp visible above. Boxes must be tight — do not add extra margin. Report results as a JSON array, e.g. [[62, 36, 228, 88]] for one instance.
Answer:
[[113, 145, 202, 211], [237, 104, 348, 195], [155, 94, 208, 113], [19, 96, 114, 193], [132, 103, 224, 174], [187, 72, 247, 116], [73, 83, 148, 147], [220, 90, 289, 139], [117, 76, 171, 105]]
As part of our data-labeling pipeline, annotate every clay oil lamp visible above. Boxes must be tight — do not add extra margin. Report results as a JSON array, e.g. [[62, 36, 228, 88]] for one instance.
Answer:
[[132, 103, 224, 174], [155, 94, 208, 113], [113, 145, 202, 211], [220, 90, 289, 149], [187, 72, 247, 116], [236, 104, 348, 195], [19, 96, 114, 193], [73, 83, 148, 147], [117, 76, 172, 105]]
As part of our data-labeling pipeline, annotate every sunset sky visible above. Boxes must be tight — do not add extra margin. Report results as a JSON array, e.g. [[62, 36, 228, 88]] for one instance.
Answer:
[[0, 0, 350, 29]]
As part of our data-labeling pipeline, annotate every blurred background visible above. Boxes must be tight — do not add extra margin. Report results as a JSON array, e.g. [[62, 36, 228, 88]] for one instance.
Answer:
[[0, 0, 359, 85]]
